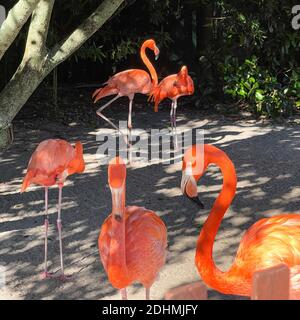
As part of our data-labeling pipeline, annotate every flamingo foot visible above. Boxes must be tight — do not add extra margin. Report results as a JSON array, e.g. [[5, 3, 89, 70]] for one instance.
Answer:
[[56, 274, 73, 282], [40, 271, 54, 280]]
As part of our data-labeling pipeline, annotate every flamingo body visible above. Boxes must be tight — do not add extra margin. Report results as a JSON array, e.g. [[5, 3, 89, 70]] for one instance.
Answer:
[[21, 139, 85, 191], [98, 157, 167, 299], [21, 139, 85, 279], [99, 205, 167, 289], [181, 144, 300, 299], [92, 69, 152, 103], [150, 66, 194, 112]]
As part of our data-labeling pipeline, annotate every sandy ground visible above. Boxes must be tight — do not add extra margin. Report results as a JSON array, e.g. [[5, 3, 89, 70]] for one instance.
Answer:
[[0, 102, 300, 300]]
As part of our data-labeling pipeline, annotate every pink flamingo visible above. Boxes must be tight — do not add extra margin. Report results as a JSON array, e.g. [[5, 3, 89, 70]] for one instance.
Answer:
[[92, 39, 159, 142], [21, 139, 85, 280], [149, 65, 194, 147], [98, 157, 167, 299], [181, 144, 300, 299]]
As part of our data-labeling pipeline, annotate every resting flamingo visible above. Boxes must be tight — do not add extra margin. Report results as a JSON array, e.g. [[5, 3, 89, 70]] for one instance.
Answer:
[[92, 39, 159, 144], [181, 144, 300, 299], [21, 139, 85, 280], [149, 65, 194, 148], [98, 157, 167, 300]]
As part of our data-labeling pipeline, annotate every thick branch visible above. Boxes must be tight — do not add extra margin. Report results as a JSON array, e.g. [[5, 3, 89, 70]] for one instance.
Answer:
[[46, 0, 124, 68], [0, 0, 40, 61], [23, 0, 55, 63]]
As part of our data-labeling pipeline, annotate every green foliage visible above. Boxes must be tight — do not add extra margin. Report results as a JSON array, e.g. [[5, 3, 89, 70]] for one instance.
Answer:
[[223, 56, 300, 117]]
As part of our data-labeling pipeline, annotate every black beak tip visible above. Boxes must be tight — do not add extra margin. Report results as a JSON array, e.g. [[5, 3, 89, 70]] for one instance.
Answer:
[[190, 196, 204, 209]]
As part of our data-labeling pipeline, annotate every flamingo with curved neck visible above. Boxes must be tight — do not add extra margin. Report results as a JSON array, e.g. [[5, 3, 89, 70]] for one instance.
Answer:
[[181, 144, 300, 298], [98, 156, 167, 300], [92, 39, 159, 145]]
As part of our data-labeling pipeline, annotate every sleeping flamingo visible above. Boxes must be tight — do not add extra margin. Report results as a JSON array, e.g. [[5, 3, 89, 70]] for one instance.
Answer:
[[181, 144, 300, 299], [92, 39, 159, 144], [21, 139, 85, 280], [98, 157, 167, 300], [149, 65, 194, 148]]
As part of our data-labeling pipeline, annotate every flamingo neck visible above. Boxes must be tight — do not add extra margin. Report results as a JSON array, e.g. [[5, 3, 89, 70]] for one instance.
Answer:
[[196, 146, 237, 291], [140, 42, 158, 86], [108, 186, 129, 287]]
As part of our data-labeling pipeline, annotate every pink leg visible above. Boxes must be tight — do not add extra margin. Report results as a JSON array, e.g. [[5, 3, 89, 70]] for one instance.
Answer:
[[56, 185, 71, 281], [41, 187, 53, 280], [145, 287, 150, 300], [173, 99, 178, 150], [128, 96, 134, 164], [120, 288, 128, 300], [96, 94, 129, 147]]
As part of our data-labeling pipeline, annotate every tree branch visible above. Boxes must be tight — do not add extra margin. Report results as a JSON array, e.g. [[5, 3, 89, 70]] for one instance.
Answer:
[[23, 0, 55, 64], [46, 0, 124, 68], [0, 0, 40, 61]]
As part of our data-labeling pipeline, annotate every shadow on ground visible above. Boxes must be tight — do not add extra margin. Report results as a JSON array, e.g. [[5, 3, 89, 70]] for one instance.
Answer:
[[0, 97, 300, 299]]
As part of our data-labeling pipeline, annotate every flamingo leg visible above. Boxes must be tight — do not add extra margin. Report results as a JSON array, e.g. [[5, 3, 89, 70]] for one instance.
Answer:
[[145, 287, 150, 300], [128, 96, 134, 164], [96, 94, 129, 146], [173, 99, 178, 150], [170, 101, 174, 132], [56, 185, 70, 281], [120, 288, 128, 300], [41, 187, 52, 279]]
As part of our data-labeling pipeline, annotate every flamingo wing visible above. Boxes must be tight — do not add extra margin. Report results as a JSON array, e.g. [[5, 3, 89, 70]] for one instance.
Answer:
[[99, 206, 167, 289], [125, 206, 167, 288], [230, 214, 300, 284], [21, 139, 83, 191]]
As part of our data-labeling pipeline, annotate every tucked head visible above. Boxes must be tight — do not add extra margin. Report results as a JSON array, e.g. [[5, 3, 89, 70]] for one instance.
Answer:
[[181, 145, 207, 208], [175, 66, 194, 95], [108, 156, 126, 189]]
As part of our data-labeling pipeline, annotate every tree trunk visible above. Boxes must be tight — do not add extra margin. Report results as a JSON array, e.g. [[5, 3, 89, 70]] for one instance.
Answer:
[[0, 0, 125, 150], [0, 123, 13, 149], [0, 61, 51, 145]]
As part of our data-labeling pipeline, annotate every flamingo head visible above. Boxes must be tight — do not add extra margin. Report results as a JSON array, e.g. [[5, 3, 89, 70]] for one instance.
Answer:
[[108, 157, 126, 221], [181, 145, 207, 208], [143, 39, 160, 60], [68, 141, 85, 175], [175, 66, 195, 95]]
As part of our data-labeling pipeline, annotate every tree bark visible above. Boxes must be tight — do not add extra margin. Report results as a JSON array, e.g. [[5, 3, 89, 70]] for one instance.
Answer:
[[0, 0, 40, 60], [0, 0, 125, 149]]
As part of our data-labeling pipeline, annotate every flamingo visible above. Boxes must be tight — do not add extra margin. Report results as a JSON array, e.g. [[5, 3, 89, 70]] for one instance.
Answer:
[[98, 156, 167, 300], [181, 144, 300, 299], [92, 39, 160, 144], [149, 65, 194, 147], [21, 139, 85, 280]]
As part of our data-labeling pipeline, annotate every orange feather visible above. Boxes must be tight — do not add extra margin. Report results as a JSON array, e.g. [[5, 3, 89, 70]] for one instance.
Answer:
[[182, 144, 300, 299]]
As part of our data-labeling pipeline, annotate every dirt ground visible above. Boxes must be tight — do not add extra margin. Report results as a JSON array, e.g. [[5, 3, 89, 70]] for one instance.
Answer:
[[1, 91, 300, 300]]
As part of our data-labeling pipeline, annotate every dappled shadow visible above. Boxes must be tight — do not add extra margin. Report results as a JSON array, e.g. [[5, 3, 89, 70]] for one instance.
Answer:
[[0, 97, 300, 299]]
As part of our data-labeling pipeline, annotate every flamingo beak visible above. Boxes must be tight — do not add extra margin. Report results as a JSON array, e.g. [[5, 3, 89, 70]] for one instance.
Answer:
[[154, 46, 160, 61], [111, 187, 125, 221], [181, 167, 204, 209]]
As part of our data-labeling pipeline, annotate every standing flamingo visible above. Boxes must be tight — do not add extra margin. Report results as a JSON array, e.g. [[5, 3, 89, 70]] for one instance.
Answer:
[[92, 39, 160, 144], [98, 157, 167, 300], [181, 144, 300, 299], [149, 65, 194, 147], [21, 139, 85, 280]]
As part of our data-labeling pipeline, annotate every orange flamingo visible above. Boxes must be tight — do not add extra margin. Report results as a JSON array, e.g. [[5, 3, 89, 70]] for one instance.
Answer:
[[21, 139, 85, 280], [181, 144, 300, 299], [92, 39, 159, 142], [98, 157, 167, 300], [149, 66, 194, 147]]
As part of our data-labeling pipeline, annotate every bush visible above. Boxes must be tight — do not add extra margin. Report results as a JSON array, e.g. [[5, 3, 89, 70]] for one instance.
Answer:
[[223, 56, 300, 117]]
